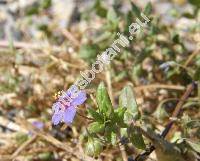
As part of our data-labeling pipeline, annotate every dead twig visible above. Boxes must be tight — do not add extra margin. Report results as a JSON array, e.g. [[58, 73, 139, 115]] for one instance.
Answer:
[[0, 40, 61, 52], [11, 135, 37, 160], [134, 81, 197, 161], [16, 118, 100, 161], [90, 94, 98, 107], [118, 142, 128, 161], [105, 67, 115, 106], [61, 29, 81, 48], [161, 82, 196, 137], [184, 50, 199, 67], [49, 55, 86, 69], [134, 84, 185, 91]]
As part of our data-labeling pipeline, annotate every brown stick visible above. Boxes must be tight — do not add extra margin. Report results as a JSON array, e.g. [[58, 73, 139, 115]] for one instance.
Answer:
[[0, 40, 38, 49], [134, 84, 185, 91], [184, 50, 199, 67], [11, 135, 37, 160], [61, 29, 81, 48], [0, 40, 62, 51], [134, 81, 197, 161]]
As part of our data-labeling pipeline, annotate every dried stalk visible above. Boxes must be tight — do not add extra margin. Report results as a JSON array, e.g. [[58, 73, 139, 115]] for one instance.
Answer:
[[134, 82, 197, 161]]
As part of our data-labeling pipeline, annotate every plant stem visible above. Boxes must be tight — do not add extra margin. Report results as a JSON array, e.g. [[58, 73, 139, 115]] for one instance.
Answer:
[[134, 81, 197, 161]]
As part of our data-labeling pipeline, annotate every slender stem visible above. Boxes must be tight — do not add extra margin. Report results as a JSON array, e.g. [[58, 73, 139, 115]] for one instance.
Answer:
[[161, 82, 196, 137], [61, 29, 80, 48], [134, 82, 197, 161], [184, 49, 199, 67], [105, 66, 115, 106], [134, 84, 185, 91], [76, 110, 94, 121]]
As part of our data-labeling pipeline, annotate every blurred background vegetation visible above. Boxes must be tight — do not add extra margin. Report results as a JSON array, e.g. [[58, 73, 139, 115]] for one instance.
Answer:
[[0, 0, 199, 161]]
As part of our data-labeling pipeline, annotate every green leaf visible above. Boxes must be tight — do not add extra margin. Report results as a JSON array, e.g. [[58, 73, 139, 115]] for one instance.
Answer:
[[107, 7, 117, 21], [93, 0, 107, 18], [135, 47, 153, 64], [104, 123, 117, 143], [97, 82, 113, 118], [194, 67, 200, 81], [125, 11, 133, 34], [93, 31, 113, 44], [186, 140, 200, 153], [144, 2, 152, 15], [170, 132, 182, 143], [153, 104, 169, 121], [113, 107, 127, 127], [188, 0, 200, 8], [88, 122, 105, 133], [129, 126, 146, 149], [111, 132, 117, 145], [15, 132, 28, 145], [25, 3, 40, 15], [97, 32, 116, 49], [87, 108, 103, 123], [38, 152, 53, 161], [107, 7, 118, 27], [85, 138, 103, 157], [41, 0, 52, 9], [131, 64, 143, 80], [172, 33, 180, 44], [131, 2, 141, 18], [119, 85, 139, 122], [79, 44, 98, 61], [115, 107, 127, 120], [198, 81, 200, 102]]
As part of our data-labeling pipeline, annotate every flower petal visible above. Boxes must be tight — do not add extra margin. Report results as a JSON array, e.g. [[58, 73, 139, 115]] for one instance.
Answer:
[[52, 111, 63, 125], [52, 102, 62, 113], [63, 106, 76, 124], [71, 91, 87, 106], [59, 90, 73, 104], [32, 121, 44, 129]]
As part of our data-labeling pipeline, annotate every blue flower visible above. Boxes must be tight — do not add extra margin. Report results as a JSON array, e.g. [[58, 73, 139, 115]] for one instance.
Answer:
[[159, 61, 176, 72], [32, 121, 44, 129], [52, 90, 87, 125]]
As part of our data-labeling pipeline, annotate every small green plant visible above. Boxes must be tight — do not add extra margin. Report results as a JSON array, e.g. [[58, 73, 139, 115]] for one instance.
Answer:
[[85, 82, 146, 156], [83, 82, 199, 161]]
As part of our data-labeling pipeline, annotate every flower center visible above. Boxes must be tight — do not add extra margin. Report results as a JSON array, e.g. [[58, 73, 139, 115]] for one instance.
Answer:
[[59, 97, 71, 108]]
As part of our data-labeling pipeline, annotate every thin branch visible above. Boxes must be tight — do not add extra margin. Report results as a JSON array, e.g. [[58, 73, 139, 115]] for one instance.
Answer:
[[61, 29, 81, 48], [134, 81, 197, 161], [76, 110, 94, 121], [0, 40, 38, 49], [0, 40, 61, 51], [161, 82, 196, 137], [184, 50, 199, 67], [118, 143, 128, 161], [134, 84, 185, 91], [16, 118, 100, 161], [90, 94, 98, 107], [105, 67, 115, 106], [11, 135, 37, 160]]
